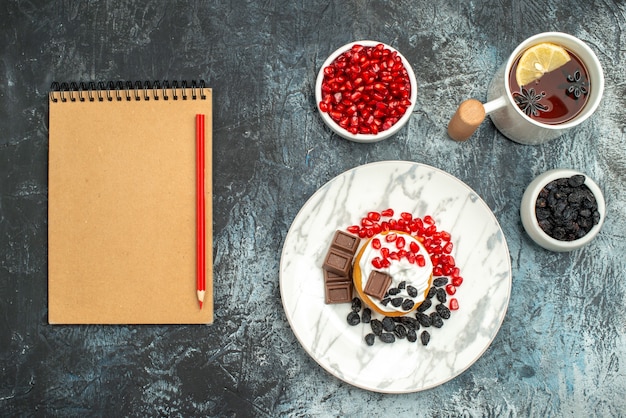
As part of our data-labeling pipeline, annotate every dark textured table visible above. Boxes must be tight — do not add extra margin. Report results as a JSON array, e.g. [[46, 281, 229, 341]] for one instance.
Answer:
[[2, 1, 625, 416]]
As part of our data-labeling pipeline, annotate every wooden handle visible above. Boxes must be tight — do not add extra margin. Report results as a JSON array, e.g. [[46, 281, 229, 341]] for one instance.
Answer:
[[447, 99, 486, 141]]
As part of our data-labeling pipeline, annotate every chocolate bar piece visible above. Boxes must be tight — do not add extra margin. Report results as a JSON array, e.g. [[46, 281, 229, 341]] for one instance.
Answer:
[[324, 269, 350, 284], [330, 230, 361, 256], [322, 248, 352, 276], [325, 281, 353, 304], [363, 270, 392, 300]]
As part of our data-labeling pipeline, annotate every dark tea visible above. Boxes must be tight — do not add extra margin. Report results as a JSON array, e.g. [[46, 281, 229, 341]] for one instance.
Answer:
[[509, 46, 590, 125]]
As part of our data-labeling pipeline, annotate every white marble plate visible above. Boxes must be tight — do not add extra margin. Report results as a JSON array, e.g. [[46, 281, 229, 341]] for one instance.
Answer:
[[279, 161, 511, 393]]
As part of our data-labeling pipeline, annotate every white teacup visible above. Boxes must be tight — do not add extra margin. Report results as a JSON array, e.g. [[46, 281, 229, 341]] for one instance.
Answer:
[[448, 32, 604, 144]]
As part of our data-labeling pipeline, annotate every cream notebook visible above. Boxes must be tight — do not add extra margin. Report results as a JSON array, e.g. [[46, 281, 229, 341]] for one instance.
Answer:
[[48, 81, 213, 324]]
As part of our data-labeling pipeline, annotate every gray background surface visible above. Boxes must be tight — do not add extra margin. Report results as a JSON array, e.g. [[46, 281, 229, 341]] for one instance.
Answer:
[[1, 0, 625, 416]]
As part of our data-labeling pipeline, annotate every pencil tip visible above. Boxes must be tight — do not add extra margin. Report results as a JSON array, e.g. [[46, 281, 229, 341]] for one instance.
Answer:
[[198, 301, 203, 310]]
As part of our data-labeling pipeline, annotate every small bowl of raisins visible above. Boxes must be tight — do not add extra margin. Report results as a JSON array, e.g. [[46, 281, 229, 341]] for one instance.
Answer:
[[520, 169, 605, 252], [315, 40, 417, 143]]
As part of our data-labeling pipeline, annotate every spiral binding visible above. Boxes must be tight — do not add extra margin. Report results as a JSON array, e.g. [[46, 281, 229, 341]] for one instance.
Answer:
[[49, 80, 207, 103]]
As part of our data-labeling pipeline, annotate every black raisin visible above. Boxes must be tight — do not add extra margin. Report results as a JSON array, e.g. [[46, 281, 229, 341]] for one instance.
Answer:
[[391, 297, 403, 307], [430, 312, 444, 328], [398, 281, 406, 289], [351, 297, 362, 312], [379, 332, 396, 343], [381, 297, 391, 306], [436, 303, 451, 319], [401, 298, 414, 311], [568, 174, 585, 187], [365, 333, 375, 346], [361, 308, 371, 323], [407, 328, 417, 343], [433, 277, 448, 287], [416, 312, 432, 327], [399, 316, 418, 330], [347, 311, 360, 326], [417, 298, 432, 312], [394, 324, 407, 339], [406, 285, 418, 298], [370, 319, 383, 336], [436, 287, 447, 303], [388, 287, 401, 295], [382, 316, 396, 332], [420, 330, 431, 346], [426, 287, 437, 299]]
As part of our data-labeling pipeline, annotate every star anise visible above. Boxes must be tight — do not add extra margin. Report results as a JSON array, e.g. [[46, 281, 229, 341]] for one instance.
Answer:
[[563, 69, 589, 99], [514, 87, 548, 117]]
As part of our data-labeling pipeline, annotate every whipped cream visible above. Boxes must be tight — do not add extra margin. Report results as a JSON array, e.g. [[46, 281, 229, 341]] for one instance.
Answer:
[[358, 232, 433, 313]]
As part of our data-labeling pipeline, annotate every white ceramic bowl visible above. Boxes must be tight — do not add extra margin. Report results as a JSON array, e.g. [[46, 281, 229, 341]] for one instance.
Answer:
[[315, 40, 417, 143], [520, 169, 605, 252]]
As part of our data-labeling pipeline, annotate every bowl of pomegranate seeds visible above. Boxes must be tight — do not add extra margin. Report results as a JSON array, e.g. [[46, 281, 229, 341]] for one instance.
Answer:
[[520, 168, 605, 252], [316, 41, 417, 142]]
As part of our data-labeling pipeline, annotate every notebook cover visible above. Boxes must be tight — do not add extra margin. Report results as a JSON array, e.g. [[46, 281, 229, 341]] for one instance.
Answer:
[[48, 87, 213, 324]]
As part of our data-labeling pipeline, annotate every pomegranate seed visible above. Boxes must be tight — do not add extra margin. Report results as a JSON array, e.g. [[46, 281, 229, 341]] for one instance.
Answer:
[[452, 276, 463, 287], [443, 242, 453, 254], [372, 223, 382, 234], [440, 231, 451, 241], [367, 211, 381, 221], [423, 215, 435, 225], [449, 298, 459, 310], [381, 248, 390, 258], [385, 233, 397, 242], [381, 208, 394, 217], [409, 241, 419, 253], [451, 267, 461, 278], [407, 253, 416, 264], [366, 228, 374, 238], [372, 257, 382, 269], [395, 236, 405, 249], [416, 254, 425, 267], [347, 225, 360, 234], [445, 284, 456, 295], [389, 252, 400, 261], [380, 221, 390, 232], [400, 212, 412, 221], [361, 217, 373, 227], [358, 228, 367, 238], [381, 258, 391, 268], [433, 266, 443, 276], [372, 238, 381, 249], [398, 249, 407, 258]]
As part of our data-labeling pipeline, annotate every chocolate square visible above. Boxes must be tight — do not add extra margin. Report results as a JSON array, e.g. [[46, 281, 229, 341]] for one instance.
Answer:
[[325, 281, 353, 304], [363, 271, 392, 300], [322, 248, 352, 276], [324, 269, 350, 284], [330, 230, 361, 256]]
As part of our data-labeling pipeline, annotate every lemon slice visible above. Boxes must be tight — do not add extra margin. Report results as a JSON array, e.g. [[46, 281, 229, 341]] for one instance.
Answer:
[[515, 42, 571, 86]]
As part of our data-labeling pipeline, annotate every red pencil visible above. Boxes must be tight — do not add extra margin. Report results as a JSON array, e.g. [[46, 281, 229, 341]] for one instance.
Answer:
[[196, 114, 206, 309]]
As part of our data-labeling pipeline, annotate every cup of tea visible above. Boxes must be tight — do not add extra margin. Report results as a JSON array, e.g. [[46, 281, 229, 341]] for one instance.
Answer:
[[448, 32, 604, 144]]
